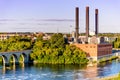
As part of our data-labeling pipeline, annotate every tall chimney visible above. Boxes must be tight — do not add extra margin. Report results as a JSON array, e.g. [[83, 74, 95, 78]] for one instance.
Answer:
[[95, 9, 98, 36], [75, 7, 79, 42], [86, 6, 89, 42]]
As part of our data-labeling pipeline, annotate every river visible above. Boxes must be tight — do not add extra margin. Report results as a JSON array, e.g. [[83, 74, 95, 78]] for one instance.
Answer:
[[0, 60, 120, 80]]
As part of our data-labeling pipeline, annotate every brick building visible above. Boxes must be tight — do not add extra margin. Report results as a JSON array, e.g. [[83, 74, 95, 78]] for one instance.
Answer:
[[74, 43, 112, 61]]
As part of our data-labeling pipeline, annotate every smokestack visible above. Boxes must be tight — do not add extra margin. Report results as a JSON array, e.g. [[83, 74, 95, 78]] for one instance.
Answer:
[[75, 7, 79, 42], [95, 9, 98, 36], [86, 6, 89, 42]]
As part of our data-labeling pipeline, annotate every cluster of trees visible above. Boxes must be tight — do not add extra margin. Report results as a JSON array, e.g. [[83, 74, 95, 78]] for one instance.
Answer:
[[30, 33, 88, 64], [98, 33, 117, 37], [0, 36, 32, 52], [80, 33, 120, 37], [0, 33, 88, 64], [113, 37, 120, 48]]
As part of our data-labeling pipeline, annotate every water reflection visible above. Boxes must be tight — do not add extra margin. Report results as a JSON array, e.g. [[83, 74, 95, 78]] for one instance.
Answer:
[[98, 60, 120, 77], [2, 63, 15, 75], [1, 63, 25, 75], [19, 63, 25, 72], [0, 61, 120, 80], [84, 64, 98, 78], [2, 65, 6, 74], [33, 64, 87, 80]]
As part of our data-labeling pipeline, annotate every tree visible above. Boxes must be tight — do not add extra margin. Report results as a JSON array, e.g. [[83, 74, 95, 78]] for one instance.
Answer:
[[0, 36, 32, 52], [30, 33, 88, 64], [50, 33, 65, 48]]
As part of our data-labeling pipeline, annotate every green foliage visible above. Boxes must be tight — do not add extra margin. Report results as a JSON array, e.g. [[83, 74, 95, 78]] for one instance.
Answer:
[[113, 37, 120, 48], [31, 33, 88, 64], [19, 55, 24, 63], [118, 72, 120, 79], [0, 56, 2, 63], [109, 56, 118, 60], [103, 72, 120, 80], [50, 33, 65, 48], [0, 36, 32, 52], [98, 56, 118, 64], [80, 33, 120, 37], [98, 33, 115, 37], [99, 58, 106, 63]]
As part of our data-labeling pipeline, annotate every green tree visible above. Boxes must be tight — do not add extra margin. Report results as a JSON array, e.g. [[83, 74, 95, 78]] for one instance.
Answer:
[[0, 36, 32, 52], [50, 33, 65, 48], [30, 33, 88, 64]]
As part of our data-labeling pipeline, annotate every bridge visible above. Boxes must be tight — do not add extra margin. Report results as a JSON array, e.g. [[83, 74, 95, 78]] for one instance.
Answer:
[[0, 50, 32, 66]]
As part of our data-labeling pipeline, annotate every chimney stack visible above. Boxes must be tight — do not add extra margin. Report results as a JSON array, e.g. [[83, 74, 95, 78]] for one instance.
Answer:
[[95, 9, 98, 36], [75, 7, 79, 42], [86, 6, 89, 42]]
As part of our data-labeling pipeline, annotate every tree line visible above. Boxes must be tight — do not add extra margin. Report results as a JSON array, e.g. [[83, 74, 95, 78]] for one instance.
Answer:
[[0, 34, 88, 64], [0, 36, 32, 52], [30, 33, 88, 64]]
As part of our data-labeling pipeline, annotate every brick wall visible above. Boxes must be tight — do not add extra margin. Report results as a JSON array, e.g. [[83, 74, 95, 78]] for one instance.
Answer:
[[74, 43, 112, 60]]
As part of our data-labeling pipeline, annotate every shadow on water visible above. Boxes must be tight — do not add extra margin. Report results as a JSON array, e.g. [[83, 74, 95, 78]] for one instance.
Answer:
[[34, 63, 87, 72], [33, 63, 89, 80]]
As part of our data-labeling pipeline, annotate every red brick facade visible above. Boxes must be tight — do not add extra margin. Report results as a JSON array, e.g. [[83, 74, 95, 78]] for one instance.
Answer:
[[74, 43, 112, 60]]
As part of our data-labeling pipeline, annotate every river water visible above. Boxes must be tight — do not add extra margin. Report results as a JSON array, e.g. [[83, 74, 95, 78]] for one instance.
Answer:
[[0, 60, 120, 80]]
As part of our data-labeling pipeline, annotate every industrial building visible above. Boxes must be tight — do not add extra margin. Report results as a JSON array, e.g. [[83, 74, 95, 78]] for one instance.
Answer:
[[73, 6, 112, 61]]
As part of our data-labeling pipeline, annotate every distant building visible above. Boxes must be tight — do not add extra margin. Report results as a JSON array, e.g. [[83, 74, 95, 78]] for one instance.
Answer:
[[104, 37, 116, 42], [0, 32, 19, 40], [71, 31, 76, 38], [89, 31, 95, 36], [43, 34, 51, 40], [0, 32, 42, 41], [79, 36, 86, 44]]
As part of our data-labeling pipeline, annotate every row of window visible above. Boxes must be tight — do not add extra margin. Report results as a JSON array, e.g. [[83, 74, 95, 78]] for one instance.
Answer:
[[85, 46, 96, 48], [85, 45, 112, 48], [98, 50, 111, 55], [98, 45, 112, 47]]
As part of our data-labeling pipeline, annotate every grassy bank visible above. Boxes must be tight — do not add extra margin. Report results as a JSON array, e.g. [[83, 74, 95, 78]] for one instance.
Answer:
[[98, 56, 118, 63], [98, 74, 120, 80]]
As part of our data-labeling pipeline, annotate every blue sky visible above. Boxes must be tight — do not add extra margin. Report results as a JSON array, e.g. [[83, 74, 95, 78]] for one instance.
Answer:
[[0, 0, 120, 33]]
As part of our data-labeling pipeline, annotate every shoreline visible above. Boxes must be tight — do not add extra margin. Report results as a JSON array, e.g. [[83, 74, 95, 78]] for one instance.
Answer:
[[97, 74, 118, 80]]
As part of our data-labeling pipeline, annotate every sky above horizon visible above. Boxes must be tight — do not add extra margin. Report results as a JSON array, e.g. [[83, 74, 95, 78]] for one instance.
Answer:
[[0, 0, 120, 33]]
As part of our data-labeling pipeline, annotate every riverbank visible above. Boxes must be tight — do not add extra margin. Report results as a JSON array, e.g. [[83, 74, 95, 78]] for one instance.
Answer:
[[97, 74, 119, 80]]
